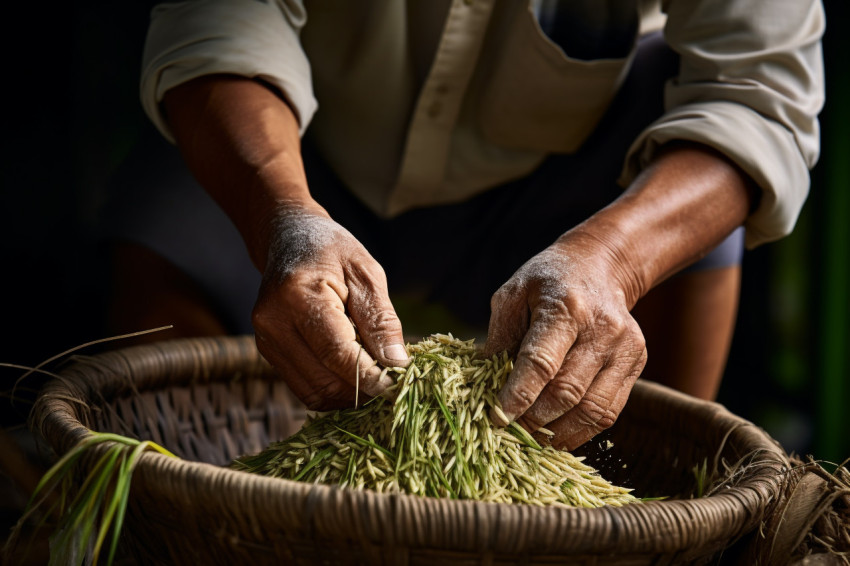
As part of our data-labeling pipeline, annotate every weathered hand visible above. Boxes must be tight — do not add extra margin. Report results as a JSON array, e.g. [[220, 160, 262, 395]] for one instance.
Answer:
[[161, 73, 751, 439], [252, 206, 410, 410], [485, 230, 647, 450]]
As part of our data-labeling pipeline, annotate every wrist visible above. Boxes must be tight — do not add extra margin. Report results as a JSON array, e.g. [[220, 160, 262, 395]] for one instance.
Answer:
[[241, 182, 329, 274], [553, 222, 646, 309], [573, 142, 756, 302]]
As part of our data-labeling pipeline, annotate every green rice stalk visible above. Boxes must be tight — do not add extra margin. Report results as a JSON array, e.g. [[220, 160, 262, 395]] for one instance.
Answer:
[[4, 432, 177, 566]]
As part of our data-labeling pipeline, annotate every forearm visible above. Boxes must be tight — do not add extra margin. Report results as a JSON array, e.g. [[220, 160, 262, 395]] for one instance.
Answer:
[[563, 142, 758, 308], [162, 74, 322, 272]]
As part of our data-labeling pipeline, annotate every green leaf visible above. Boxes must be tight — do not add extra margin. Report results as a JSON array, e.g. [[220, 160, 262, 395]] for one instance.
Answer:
[[507, 422, 542, 450], [12, 431, 178, 566], [293, 447, 336, 482]]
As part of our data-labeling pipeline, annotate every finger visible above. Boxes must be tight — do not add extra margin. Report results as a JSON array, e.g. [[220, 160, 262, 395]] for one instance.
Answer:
[[295, 289, 395, 397], [518, 334, 612, 431], [254, 328, 358, 411], [253, 276, 394, 401], [548, 345, 647, 451], [483, 283, 529, 357], [345, 261, 410, 368], [491, 297, 578, 426]]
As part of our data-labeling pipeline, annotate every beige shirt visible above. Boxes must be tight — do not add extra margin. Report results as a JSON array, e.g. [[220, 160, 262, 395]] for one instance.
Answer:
[[140, 0, 825, 248]]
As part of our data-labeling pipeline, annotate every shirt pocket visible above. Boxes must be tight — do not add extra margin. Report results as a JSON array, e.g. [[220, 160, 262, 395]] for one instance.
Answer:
[[479, 3, 638, 154]]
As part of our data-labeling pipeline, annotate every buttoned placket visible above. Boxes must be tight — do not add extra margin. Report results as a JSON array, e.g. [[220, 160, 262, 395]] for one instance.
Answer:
[[386, 0, 496, 216]]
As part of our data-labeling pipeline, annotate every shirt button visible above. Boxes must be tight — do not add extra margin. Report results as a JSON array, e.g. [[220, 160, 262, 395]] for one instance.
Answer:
[[427, 101, 442, 118], [436, 84, 449, 96]]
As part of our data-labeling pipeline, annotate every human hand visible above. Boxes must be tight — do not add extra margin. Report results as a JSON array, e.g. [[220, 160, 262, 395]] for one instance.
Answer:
[[252, 205, 410, 410], [485, 230, 648, 450]]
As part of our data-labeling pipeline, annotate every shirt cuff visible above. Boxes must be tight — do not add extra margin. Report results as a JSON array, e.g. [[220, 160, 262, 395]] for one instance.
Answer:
[[140, 0, 317, 142], [619, 101, 813, 249]]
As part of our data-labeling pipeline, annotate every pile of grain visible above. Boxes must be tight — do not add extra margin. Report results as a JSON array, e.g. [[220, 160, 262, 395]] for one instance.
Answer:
[[233, 334, 639, 507]]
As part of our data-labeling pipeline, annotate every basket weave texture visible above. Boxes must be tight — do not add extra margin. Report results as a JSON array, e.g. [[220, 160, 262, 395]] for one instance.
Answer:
[[31, 336, 792, 565]]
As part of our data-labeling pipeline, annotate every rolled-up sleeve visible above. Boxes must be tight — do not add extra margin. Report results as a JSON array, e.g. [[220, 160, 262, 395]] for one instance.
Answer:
[[140, 0, 317, 142], [620, 0, 825, 248]]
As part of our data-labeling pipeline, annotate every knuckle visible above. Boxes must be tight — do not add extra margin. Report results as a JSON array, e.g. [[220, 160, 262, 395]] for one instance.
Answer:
[[522, 349, 562, 381], [503, 381, 541, 412], [301, 277, 325, 294], [549, 378, 585, 411], [524, 379, 585, 429], [251, 306, 283, 337], [253, 334, 276, 367], [578, 396, 619, 430], [603, 313, 629, 337], [362, 306, 402, 335], [251, 309, 268, 334], [369, 261, 388, 281], [624, 317, 645, 344], [561, 293, 591, 324], [350, 256, 388, 288], [490, 285, 516, 311], [537, 294, 570, 320], [590, 305, 629, 334], [314, 338, 356, 374], [596, 410, 618, 430], [617, 321, 647, 363]]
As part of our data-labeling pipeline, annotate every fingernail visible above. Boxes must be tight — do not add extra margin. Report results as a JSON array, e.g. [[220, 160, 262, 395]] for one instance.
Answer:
[[382, 343, 410, 365]]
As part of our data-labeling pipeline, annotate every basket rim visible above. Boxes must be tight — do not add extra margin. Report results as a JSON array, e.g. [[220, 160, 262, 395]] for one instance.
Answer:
[[31, 335, 791, 559]]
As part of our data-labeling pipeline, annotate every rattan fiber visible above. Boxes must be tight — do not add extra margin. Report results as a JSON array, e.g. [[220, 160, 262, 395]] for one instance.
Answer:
[[31, 336, 791, 565]]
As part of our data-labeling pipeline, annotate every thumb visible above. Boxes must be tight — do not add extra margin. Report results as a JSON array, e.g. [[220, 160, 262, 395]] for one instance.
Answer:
[[483, 283, 528, 358], [346, 266, 410, 369]]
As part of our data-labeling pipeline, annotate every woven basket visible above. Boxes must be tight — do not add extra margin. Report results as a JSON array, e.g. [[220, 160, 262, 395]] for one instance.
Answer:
[[31, 336, 791, 565]]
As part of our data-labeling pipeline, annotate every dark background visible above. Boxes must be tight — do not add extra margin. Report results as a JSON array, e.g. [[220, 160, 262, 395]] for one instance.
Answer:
[[1, 0, 848, 479]]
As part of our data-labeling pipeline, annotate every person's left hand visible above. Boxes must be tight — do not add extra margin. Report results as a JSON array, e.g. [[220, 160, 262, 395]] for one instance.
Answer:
[[484, 228, 648, 450]]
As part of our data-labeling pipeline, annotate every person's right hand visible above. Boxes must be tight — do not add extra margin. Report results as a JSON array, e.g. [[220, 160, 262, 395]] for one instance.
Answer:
[[252, 204, 411, 410], [483, 231, 648, 451]]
